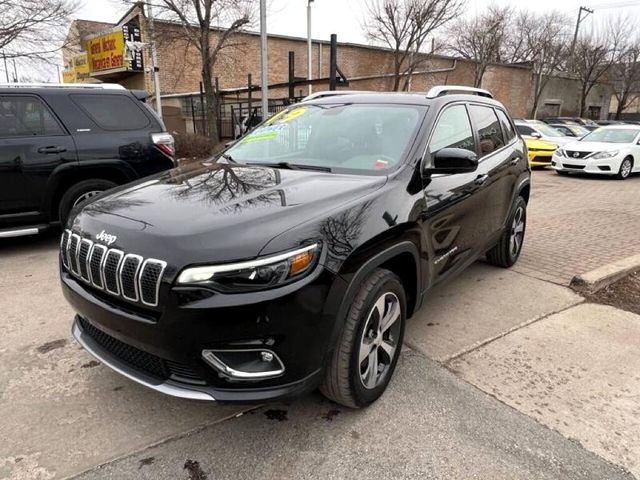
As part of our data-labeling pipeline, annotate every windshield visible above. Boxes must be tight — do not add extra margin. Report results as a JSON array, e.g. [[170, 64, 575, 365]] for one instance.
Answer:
[[533, 123, 566, 137], [565, 125, 589, 136], [581, 128, 640, 144], [225, 103, 425, 173]]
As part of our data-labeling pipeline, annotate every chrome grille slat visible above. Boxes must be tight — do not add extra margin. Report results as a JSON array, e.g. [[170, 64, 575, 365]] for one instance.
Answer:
[[68, 234, 81, 275], [103, 249, 124, 295], [60, 230, 70, 268], [139, 259, 167, 307], [78, 239, 93, 282], [89, 244, 107, 289], [119, 254, 143, 302], [61, 231, 166, 308]]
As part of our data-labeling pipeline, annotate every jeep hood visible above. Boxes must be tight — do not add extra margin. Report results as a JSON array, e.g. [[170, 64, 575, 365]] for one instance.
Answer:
[[71, 163, 386, 264]]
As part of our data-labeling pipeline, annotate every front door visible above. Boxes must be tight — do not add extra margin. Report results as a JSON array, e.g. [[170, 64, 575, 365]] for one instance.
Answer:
[[0, 95, 76, 220]]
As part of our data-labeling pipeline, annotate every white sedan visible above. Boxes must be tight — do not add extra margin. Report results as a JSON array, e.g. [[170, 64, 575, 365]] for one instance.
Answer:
[[551, 125, 640, 180]]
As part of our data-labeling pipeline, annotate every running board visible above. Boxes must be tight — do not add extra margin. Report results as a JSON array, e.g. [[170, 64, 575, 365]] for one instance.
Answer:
[[0, 225, 48, 238]]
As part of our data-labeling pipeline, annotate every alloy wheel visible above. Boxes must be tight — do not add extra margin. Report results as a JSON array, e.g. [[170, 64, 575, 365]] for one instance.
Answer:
[[72, 190, 103, 208], [509, 206, 525, 258], [620, 159, 632, 178], [358, 292, 401, 390]]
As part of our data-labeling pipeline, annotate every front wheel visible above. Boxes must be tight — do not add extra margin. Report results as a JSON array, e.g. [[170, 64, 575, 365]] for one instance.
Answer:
[[616, 156, 633, 180], [320, 269, 406, 408], [486, 196, 527, 268]]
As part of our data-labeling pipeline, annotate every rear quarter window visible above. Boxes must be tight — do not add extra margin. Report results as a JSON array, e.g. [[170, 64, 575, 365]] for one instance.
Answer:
[[70, 93, 150, 131]]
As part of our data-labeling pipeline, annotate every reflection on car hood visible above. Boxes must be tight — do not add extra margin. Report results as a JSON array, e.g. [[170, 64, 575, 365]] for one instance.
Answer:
[[71, 163, 387, 265]]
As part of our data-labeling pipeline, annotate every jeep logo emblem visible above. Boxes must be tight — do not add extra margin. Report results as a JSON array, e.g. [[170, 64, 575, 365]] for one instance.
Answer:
[[95, 230, 117, 245]]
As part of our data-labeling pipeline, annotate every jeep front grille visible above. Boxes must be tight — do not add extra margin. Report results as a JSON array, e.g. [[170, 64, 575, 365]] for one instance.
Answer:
[[60, 229, 167, 307]]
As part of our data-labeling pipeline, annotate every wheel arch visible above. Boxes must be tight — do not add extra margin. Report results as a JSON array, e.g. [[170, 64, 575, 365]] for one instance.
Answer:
[[44, 162, 138, 221]]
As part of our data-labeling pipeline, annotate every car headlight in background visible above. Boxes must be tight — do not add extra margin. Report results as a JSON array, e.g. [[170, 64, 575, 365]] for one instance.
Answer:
[[176, 243, 320, 292], [591, 150, 619, 160], [556, 148, 566, 157]]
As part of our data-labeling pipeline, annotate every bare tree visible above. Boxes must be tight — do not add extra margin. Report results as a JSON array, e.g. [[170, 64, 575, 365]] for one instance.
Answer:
[[573, 33, 617, 117], [0, 0, 77, 62], [150, 0, 255, 141], [510, 11, 570, 118], [364, 0, 465, 91], [447, 5, 511, 88], [610, 36, 640, 119]]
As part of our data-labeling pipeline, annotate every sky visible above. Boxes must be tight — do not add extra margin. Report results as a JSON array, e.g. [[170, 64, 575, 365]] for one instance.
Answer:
[[14, 0, 640, 81]]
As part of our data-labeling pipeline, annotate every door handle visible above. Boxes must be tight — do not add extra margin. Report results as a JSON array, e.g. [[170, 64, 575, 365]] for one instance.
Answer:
[[474, 174, 489, 185], [510, 155, 522, 165], [37, 146, 67, 154]]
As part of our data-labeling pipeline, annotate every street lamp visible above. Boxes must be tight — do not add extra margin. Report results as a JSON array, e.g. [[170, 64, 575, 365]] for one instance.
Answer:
[[260, 0, 268, 119], [307, 0, 314, 96]]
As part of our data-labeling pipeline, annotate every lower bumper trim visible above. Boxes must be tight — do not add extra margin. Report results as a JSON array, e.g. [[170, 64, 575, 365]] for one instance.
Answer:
[[72, 319, 215, 401]]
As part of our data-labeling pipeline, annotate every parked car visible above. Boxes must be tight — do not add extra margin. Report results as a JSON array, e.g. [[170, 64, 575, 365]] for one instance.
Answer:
[[514, 119, 571, 145], [595, 120, 626, 126], [549, 123, 591, 138], [60, 86, 531, 408], [552, 125, 640, 179], [543, 116, 599, 129], [0, 83, 175, 239], [524, 137, 558, 168]]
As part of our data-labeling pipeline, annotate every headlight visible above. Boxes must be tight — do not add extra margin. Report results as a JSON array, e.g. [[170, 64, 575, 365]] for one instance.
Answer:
[[591, 150, 619, 159], [556, 148, 566, 157], [176, 243, 320, 292]]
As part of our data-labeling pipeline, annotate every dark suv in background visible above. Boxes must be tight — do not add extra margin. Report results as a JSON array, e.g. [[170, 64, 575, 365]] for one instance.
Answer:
[[0, 83, 175, 238], [60, 86, 530, 408]]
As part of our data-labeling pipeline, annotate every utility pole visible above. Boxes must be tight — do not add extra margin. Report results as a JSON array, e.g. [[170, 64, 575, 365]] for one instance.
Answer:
[[307, 0, 314, 96], [147, 1, 163, 119], [570, 6, 594, 62], [2, 52, 9, 82], [260, 0, 268, 119]]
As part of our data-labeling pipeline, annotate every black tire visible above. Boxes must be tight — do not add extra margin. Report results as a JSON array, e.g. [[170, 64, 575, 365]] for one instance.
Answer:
[[58, 179, 117, 227], [616, 156, 633, 180], [486, 196, 527, 268], [320, 268, 406, 408]]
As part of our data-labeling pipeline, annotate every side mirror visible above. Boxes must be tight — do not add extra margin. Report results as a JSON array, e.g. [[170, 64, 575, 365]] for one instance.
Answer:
[[530, 132, 542, 139], [427, 148, 478, 174]]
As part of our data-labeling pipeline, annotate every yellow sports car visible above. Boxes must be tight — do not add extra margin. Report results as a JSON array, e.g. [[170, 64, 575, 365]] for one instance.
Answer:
[[524, 138, 558, 167]]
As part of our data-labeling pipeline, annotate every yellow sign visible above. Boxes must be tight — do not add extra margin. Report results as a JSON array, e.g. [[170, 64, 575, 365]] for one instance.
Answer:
[[85, 30, 126, 73], [62, 53, 92, 83]]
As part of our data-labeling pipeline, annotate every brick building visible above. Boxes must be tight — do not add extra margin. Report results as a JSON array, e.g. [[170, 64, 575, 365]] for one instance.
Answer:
[[63, 3, 611, 136]]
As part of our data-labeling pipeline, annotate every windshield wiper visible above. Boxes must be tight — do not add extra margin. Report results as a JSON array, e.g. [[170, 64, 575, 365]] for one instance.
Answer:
[[247, 161, 332, 172], [218, 153, 237, 163]]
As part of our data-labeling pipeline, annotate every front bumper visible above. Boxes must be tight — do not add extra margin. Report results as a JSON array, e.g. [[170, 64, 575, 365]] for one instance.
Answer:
[[551, 153, 621, 175], [527, 151, 554, 167], [62, 266, 346, 403]]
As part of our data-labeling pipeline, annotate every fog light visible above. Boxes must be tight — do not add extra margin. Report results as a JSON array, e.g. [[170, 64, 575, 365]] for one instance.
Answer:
[[202, 349, 285, 381]]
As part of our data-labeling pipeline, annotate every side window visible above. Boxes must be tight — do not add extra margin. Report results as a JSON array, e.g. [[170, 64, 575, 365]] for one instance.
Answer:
[[468, 105, 505, 157], [0, 96, 64, 138], [429, 105, 475, 153], [70, 94, 150, 131], [497, 110, 517, 141], [515, 124, 534, 137]]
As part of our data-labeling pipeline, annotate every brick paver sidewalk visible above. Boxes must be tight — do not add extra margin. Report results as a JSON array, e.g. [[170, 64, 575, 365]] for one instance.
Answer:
[[513, 170, 640, 285]]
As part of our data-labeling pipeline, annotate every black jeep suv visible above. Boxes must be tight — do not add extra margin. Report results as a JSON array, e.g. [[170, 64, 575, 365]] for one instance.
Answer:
[[0, 83, 175, 238], [60, 87, 530, 408]]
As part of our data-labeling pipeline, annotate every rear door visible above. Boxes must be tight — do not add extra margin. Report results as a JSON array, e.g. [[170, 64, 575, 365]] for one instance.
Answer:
[[62, 92, 171, 178], [0, 94, 76, 217], [467, 104, 516, 241]]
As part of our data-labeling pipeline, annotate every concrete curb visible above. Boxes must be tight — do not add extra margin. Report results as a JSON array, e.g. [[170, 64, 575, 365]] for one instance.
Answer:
[[570, 254, 640, 294]]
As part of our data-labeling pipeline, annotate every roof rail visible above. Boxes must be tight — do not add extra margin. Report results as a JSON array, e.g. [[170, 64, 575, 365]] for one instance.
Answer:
[[425, 85, 493, 99], [301, 90, 372, 102], [0, 82, 126, 90]]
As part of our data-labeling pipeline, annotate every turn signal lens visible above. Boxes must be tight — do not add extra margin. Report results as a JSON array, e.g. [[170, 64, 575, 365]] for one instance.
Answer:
[[289, 250, 314, 276]]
